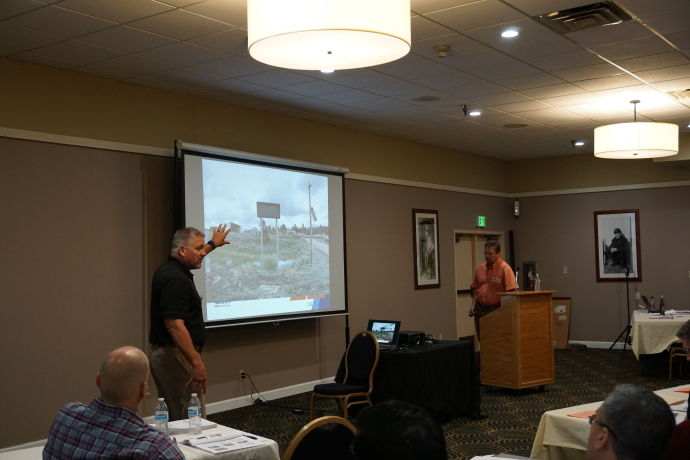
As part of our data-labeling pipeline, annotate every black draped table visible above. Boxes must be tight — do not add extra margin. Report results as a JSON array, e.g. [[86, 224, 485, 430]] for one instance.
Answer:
[[335, 340, 481, 418]]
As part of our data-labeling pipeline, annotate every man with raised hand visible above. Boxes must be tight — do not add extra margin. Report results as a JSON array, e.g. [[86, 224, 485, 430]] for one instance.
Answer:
[[43, 346, 183, 460]]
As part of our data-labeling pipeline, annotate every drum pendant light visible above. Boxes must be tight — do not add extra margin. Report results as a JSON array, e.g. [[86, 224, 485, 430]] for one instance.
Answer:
[[248, 0, 411, 71], [594, 100, 679, 159]]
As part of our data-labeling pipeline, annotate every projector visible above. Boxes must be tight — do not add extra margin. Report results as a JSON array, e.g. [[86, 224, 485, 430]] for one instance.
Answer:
[[399, 331, 425, 347]]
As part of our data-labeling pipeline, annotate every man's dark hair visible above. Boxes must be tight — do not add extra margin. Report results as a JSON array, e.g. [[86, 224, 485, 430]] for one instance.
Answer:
[[352, 400, 446, 460], [677, 319, 690, 341], [598, 384, 675, 460], [484, 240, 500, 252]]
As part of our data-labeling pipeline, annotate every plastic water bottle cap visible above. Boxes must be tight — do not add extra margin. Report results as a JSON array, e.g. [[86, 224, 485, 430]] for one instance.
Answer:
[[191, 393, 197, 397], [158, 398, 164, 401]]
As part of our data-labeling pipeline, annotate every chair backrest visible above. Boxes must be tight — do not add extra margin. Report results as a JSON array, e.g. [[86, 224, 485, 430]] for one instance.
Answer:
[[344, 331, 380, 387], [283, 416, 357, 460]]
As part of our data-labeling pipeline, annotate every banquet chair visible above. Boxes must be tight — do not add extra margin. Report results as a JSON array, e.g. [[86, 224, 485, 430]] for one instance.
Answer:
[[310, 330, 380, 420], [282, 416, 357, 460], [670, 342, 686, 378]]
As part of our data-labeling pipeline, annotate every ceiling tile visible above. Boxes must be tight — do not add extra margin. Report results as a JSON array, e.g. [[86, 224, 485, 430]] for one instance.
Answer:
[[635, 64, 690, 83], [183, 0, 247, 27], [651, 77, 690, 92], [444, 81, 510, 98], [285, 98, 338, 111], [468, 92, 532, 106], [526, 50, 606, 72], [424, 0, 527, 32], [591, 113, 651, 123], [365, 81, 430, 97], [642, 9, 690, 35], [7, 6, 116, 38], [128, 9, 233, 41], [248, 89, 306, 103], [574, 74, 641, 91], [192, 55, 269, 78], [552, 63, 626, 82], [468, 113, 533, 128], [465, 61, 541, 80], [0, 44, 22, 56], [402, 95, 472, 113], [410, 33, 487, 59], [592, 37, 675, 61], [188, 29, 249, 57], [138, 42, 227, 66], [494, 72, 566, 90], [540, 92, 603, 107], [617, 0, 690, 19], [327, 70, 401, 89], [197, 78, 268, 94], [496, 35, 582, 60], [371, 52, 427, 69], [149, 67, 228, 85], [616, 51, 690, 73], [57, 0, 174, 23], [664, 31, 690, 51], [238, 70, 315, 88], [77, 26, 177, 53], [316, 90, 384, 105], [518, 107, 587, 123], [550, 119, 602, 130], [0, 22, 65, 51], [0, 0, 46, 21], [634, 98, 688, 114], [441, 48, 517, 70], [567, 20, 654, 47], [412, 71, 484, 89], [175, 86, 224, 100], [505, 0, 596, 16], [410, 15, 455, 41], [464, 18, 557, 48], [559, 101, 632, 118], [125, 76, 182, 90], [376, 58, 455, 80], [93, 54, 179, 75], [74, 65, 135, 80], [12, 51, 81, 69], [31, 39, 125, 64], [446, 106, 504, 117], [520, 83, 587, 98], [280, 80, 349, 97], [155, 0, 206, 7], [492, 100, 552, 113]]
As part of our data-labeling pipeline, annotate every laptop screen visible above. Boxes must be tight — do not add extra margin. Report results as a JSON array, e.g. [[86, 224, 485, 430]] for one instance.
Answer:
[[367, 320, 401, 346]]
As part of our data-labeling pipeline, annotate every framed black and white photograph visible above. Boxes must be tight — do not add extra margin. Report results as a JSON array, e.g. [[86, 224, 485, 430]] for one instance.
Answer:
[[413, 209, 440, 290], [594, 209, 641, 282], [523, 261, 539, 291]]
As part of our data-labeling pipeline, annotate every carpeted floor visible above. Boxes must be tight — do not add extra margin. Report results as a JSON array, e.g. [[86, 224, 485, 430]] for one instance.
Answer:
[[208, 348, 689, 460]]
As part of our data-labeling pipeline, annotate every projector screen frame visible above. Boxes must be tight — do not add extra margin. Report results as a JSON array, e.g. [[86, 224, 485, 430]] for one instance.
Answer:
[[173, 141, 350, 328]]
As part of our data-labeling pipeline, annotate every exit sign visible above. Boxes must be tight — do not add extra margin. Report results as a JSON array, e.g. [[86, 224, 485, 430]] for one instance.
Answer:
[[477, 216, 486, 227]]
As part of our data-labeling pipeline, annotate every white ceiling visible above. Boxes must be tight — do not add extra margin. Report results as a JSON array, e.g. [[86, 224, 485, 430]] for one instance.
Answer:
[[1, 0, 690, 160]]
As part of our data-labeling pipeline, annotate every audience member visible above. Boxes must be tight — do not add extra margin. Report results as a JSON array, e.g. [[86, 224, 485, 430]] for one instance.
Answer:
[[352, 400, 446, 460], [587, 384, 675, 460], [43, 346, 183, 460]]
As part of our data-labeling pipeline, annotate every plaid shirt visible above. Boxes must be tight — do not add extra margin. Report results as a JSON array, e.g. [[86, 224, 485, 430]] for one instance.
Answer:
[[43, 398, 184, 459]]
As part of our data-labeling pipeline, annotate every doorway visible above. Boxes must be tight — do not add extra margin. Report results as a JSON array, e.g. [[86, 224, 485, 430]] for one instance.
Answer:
[[454, 231, 504, 342]]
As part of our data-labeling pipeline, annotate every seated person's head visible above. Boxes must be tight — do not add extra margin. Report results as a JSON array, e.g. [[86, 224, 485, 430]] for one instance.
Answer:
[[352, 400, 446, 460], [96, 346, 150, 411], [587, 384, 675, 460]]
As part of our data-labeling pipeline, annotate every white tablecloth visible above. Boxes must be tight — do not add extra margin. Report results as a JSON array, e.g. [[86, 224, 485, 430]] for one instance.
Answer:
[[631, 310, 689, 359], [529, 385, 689, 460]]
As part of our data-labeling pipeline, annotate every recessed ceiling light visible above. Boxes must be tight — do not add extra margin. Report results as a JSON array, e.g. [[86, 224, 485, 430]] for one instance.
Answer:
[[321, 69, 334, 73], [575, 141, 585, 146], [501, 30, 519, 38], [687, 124, 690, 128], [469, 111, 481, 116]]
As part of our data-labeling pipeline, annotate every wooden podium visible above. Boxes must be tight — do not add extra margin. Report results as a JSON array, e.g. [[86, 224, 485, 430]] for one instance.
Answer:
[[480, 291, 556, 389]]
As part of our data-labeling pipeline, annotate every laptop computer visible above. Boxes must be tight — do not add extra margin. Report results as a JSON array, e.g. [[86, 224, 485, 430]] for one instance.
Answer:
[[367, 320, 401, 350]]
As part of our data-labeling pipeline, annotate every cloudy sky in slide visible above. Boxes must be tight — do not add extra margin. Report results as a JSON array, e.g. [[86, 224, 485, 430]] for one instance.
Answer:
[[202, 158, 329, 230]]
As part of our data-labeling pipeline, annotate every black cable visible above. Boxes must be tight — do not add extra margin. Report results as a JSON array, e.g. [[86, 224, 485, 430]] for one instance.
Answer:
[[242, 373, 340, 414]]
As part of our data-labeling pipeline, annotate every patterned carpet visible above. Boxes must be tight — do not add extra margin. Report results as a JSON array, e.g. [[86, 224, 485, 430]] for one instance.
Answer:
[[208, 348, 689, 460]]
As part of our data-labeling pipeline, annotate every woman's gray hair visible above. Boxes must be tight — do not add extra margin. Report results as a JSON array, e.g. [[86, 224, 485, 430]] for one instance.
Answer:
[[171, 227, 204, 254], [598, 384, 675, 460]]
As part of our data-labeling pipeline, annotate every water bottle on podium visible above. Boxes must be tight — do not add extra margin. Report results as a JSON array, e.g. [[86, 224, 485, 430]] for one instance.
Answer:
[[188, 393, 202, 435], [534, 274, 541, 292], [154, 398, 168, 434]]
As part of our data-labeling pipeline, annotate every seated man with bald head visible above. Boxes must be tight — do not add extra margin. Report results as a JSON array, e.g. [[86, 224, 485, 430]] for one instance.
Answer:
[[43, 346, 184, 460]]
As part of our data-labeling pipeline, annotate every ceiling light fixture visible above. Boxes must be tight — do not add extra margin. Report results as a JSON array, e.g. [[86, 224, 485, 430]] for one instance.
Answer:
[[469, 111, 481, 116], [247, 0, 411, 70], [321, 69, 334, 73], [594, 100, 678, 159], [571, 140, 585, 147], [501, 29, 519, 38]]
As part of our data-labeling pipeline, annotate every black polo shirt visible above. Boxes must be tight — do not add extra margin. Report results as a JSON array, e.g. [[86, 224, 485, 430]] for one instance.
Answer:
[[149, 256, 205, 347]]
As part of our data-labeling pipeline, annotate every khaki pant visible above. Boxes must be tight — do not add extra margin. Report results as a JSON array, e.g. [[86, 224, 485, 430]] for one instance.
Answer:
[[150, 346, 206, 421]]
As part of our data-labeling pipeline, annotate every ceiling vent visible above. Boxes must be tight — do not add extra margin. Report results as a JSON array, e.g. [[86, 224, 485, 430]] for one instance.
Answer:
[[533, 2, 633, 34], [667, 89, 690, 101]]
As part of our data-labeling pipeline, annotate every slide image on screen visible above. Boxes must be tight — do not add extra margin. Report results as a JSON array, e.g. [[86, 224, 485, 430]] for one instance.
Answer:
[[371, 322, 396, 343], [200, 159, 331, 320]]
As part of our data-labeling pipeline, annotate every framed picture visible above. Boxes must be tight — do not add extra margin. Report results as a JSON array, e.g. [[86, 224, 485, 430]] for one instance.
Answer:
[[594, 209, 641, 282], [413, 209, 440, 289], [523, 261, 539, 291]]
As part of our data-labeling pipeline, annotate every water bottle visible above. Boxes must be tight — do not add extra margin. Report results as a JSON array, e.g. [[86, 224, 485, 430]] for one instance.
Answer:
[[651, 296, 655, 313], [659, 295, 665, 316], [534, 274, 541, 292], [154, 398, 168, 434], [188, 393, 202, 435]]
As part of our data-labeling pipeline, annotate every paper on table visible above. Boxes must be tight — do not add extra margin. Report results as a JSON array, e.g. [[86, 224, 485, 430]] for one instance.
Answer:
[[181, 429, 244, 446], [191, 436, 264, 454], [567, 410, 596, 419], [657, 393, 687, 406], [671, 401, 688, 413]]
